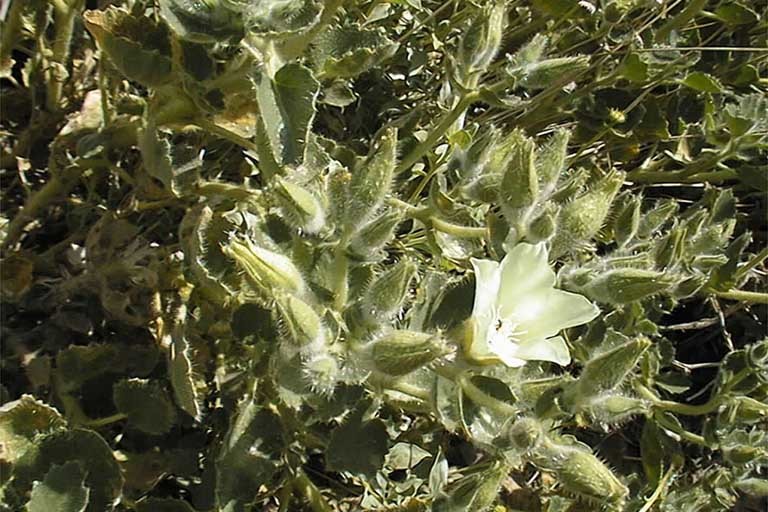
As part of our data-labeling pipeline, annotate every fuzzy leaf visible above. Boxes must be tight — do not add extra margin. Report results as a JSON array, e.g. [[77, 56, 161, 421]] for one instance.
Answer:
[[158, 0, 243, 42], [326, 412, 389, 477], [27, 461, 90, 512], [313, 24, 398, 79], [0, 396, 67, 465], [113, 379, 177, 435]]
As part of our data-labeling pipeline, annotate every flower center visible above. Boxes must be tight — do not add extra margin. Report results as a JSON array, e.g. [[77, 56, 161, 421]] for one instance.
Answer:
[[488, 310, 524, 348]]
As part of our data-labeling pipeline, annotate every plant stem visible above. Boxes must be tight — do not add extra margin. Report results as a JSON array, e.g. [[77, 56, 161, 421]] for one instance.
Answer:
[[82, 412, 128, 428], [395, 91, 480, 175], [0, 0, 24, 74], [734, 247, 768, 281], [636, 383, 721, 416], [276, 480, 293, 512], [293, 469, 333, 512], [625, 168, 736, 184], [653, 412, 707, 446], [332, 237, 349, 311], [429, 217, 488, 238], [47, 0, 85, 111], [710, 288, 768, 304], [433, 365, 516, 417]]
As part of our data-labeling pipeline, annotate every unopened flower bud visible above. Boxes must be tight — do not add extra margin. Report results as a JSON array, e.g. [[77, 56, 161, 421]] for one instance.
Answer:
[[585, 394, 648, 423], [278, 295, 323, 346], [551, 171, 624, 257], [581, 268, 676, 304], [348, 209, 403, 261], [527, 206, 557, 242], [458, 2, 506, 79], [370, 330, 447, 377], [506, 417, 543, 451], [223, 237, 305, 295], [500, 131, 538, 210], [613, 193, 641, 248], [274, 177, 325, 234], [432, 460, 509, 512], [654, 224, 686, 269], [346, 128, 397, 230], [534, 441, 628, 506], [574, 337, 651, 399], [362, 259, 417, 320], [535, 128, 570, 193]]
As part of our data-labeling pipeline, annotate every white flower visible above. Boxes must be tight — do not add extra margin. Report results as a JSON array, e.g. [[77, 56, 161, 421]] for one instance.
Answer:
[[465, 243, 599, 367]]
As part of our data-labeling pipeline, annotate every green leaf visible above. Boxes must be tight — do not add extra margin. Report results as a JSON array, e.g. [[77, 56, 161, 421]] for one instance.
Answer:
[[714, 3, 759, 26], [168, 331, 203, 421], [138, 119, 202, 196], [26, 461, 90, 512], [312, 24, 398, 79], [506, 34, 589, 89], [158, 0, 243, 42], [432, 460, 508, 512], [113, 379, 177, 435], [619, 53, 648, 83], [216, 402, 284, 511], [12, 429, 123, 512], [460, 376, 515, 446], [0, 396, 67, 465], [255, 63, 320, 167], [681, 72, 724, 93], [83, 8, 173, 87], [56, 343, 159, 392], [245, 0, 323, 37], [326, 411, 389, 477]]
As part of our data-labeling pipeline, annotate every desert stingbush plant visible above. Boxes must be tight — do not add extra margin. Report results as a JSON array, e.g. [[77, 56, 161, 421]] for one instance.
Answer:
[[0, 0, 766, 511]]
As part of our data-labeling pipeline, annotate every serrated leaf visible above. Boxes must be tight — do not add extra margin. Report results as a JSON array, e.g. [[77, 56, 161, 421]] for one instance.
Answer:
[[56, 344, 159, 391], [245, 0, 322, 37], [83, 8, 173, 87], [12, 430, 123, 512], [168, 331, 202, 421], [139, 119, 201, 196], [113, 378, 177, 435], [26, 461, 90, 512], [255, 63, 320, 167], [326, 411, 389, 477], [0, 396, 67, 464], [681, 72, 723, 93], [216, 402, 284, 511], [158, 0, 243, 42], [313, 24, 398, 79]]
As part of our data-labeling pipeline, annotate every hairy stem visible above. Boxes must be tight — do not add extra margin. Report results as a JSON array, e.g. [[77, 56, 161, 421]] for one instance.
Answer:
[[47, 0, 85, 111], [711, 288, 768, 304]]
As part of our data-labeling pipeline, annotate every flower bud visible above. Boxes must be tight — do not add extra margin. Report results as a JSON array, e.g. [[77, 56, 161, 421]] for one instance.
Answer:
[[506, 417, 544, 451], [527, 206, 557, 242], [458, 2, 506, 80], [574, 337, 651, 400], [535, 128, 569, 193], [370, 330, 447, 377], [551, 171, 624, 257], [534, 441, 628, 506], [580, 268, 676, 305], [613, 193, 641, 248], [348, 209, 403, 261], [500, 131, 538, 210], [654, 224, 686, 270], [362, 259, 417, 320], [433, 460, 509, 512], [345, 128, 397, 230], [274, 177, 325, 234], [277, 295, 324, 346], [302, 350, 340, 396], [637, 199, 678, 238], [223, 236, 305, 295], [585, 394, 648, 423]]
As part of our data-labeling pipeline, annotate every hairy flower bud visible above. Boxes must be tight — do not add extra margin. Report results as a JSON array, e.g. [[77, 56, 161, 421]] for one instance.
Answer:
[[348, 209, 403, 261], [574, 337, 651, 400], [458, 1, 506, 81], [500, 131, 538, 210], [535, 129, 570, 194], [585, 394, 648, 423], [581, 268, 676, 304], [223, 237, 305, 295], [613, 193, 641, 248], [534, 441, 628, 506], [274, 177, 325, 234], [551, 171, 624, 257], [345, 128, 397, 230], [362, 259, 417, 320], [277, 295, 324, 346], [527, 206, 557, 242], [506, 417, 544, 451], [370, 330, 447, 377]]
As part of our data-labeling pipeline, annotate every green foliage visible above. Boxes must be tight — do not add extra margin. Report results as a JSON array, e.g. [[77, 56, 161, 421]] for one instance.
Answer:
[[1, 0, 766, 510]]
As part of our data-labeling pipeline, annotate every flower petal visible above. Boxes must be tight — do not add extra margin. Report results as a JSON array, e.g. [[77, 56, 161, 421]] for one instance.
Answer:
[[486, 335, 526, 367], [498, 243, 555, 302], [513, 289, 600, 340], [514, 335, 571, 366], [470, 257, 501, 320]]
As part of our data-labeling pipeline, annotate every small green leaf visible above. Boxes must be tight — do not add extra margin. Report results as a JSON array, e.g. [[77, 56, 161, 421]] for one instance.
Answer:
[[0, 396, 67, 465], [681, 72, 724, 93], [255, 63, 320, 166], [26, 461, 90, 512], [714, 3, 759, 26], [113, 378, 177, 435], [313, 24, 398, 79], [12, 430, 123, 512], [83, 8, 173, 87], [158, 0, 243, 42], [326, 412, 389, 477]]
